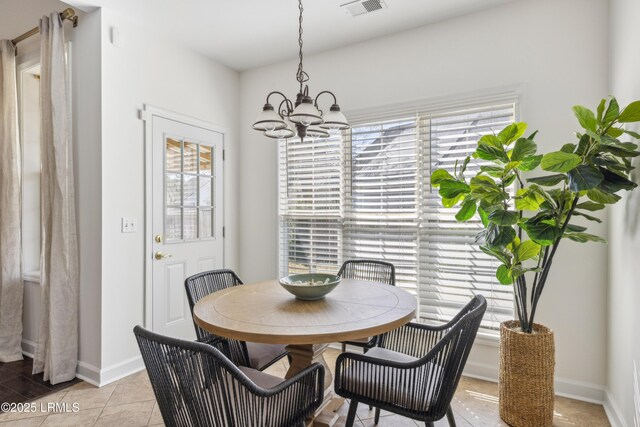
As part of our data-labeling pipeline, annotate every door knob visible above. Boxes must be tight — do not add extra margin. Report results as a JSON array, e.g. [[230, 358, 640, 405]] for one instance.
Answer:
[[154, 251, 172, 260]]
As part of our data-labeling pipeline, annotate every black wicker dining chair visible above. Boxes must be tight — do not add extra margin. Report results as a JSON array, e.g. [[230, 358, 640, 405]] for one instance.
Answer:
[[338, 259, 396, 352], [185, 269, 289, 371], [134, 325, 323, 427], [335, 295, 487, 427]]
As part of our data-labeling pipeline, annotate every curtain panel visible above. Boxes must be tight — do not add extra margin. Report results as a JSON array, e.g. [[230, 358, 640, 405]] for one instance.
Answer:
[[0, 40, 24, 362], [32, 13, 79, 384]]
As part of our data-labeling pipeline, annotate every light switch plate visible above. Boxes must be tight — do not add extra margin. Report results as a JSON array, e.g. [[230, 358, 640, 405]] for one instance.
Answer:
[[121, 217, 137, 233]]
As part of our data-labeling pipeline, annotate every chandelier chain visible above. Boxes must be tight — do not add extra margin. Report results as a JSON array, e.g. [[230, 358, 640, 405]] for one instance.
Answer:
[[296, 0, 309, 90]]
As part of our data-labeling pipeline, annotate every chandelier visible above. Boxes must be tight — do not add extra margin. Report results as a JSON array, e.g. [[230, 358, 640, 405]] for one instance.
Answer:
[[252, 0, 349, 140]]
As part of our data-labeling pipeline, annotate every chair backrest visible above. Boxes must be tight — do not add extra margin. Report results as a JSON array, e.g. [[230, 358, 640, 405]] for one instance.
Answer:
[[134, 325, 310, 427], [421, 295, 486, 417], [338, 259, 395, 286], [184, 269, 243, 342], [184, 269, 249, 367], [134, 325, 244, 427]]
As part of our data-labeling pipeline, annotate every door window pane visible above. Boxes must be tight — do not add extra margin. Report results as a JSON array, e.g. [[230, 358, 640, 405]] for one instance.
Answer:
[[164, 136, 216, 241], [166, 138, 182, 172], [183, 142, 198, 173], [183, 175, 198, 206], [199, 177, 212, 207], [166, 208, 182, 240], [165, 173, 182, 206], [183, 208, 197, 239], [199, 209, 213, 238], [199, 145, 212, 176]]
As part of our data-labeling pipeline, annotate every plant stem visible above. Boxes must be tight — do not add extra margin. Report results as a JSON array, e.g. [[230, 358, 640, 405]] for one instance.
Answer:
[[528, 195, 580, 327]]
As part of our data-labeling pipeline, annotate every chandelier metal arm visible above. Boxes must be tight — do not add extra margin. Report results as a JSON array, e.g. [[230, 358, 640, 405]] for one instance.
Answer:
[[314, 91, 338, 106], [265, 91, 294, 114], [313, 90, 339, 114]]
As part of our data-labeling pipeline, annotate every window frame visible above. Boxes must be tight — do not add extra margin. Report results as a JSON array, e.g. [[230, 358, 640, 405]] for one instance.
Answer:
[[277, 90, 521, 338]]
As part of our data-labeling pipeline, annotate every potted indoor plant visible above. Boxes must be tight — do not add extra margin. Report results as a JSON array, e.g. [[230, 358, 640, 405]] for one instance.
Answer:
[[431, 97, 640, 426]]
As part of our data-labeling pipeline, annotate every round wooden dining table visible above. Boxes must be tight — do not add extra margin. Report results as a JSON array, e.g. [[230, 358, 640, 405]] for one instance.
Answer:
[[193, 278, 417, 426]]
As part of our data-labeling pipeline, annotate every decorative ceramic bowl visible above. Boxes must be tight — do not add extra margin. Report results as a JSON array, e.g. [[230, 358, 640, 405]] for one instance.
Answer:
[[278, 273, 341, 300]]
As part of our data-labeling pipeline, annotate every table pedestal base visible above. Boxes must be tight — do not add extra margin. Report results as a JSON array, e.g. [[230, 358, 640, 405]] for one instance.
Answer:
[[285, 344, 345, 427]]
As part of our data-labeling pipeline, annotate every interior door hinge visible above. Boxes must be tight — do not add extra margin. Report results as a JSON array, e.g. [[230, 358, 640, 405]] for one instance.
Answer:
[[222, 149, 226, 161], [222, 226, 225, 238]]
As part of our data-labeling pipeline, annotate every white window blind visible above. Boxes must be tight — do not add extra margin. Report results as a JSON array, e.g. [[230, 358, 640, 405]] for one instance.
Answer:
[[420, 103, 516, 334], [278, 136, 343, 275], [277, 96, 517, 336], [344, 117, 419, 295]]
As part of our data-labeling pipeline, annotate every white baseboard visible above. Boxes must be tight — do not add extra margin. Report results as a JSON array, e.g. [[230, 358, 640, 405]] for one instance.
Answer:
[[21, 339, 36, 358], [97, 355, 145, 386], [463, 359, 605, 404], [604, 389, 628, 427], [76, 360, 101, 386]]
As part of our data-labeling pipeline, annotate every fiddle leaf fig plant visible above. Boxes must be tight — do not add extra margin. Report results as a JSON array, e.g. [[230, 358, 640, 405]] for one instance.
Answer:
[[431, 97, 640, 333]]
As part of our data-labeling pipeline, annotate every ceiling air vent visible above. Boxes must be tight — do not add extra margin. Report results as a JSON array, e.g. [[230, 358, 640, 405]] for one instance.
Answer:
[[341, 0, 387, 17]]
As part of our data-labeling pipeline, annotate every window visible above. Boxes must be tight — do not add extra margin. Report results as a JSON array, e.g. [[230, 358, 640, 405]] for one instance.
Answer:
[[278, 95, 517, 335], [165, 138, 216, 241]]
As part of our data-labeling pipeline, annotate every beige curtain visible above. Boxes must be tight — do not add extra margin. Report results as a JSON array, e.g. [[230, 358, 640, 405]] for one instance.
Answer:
[[33, 13, 79, 384], [0, 40, 24, 363]]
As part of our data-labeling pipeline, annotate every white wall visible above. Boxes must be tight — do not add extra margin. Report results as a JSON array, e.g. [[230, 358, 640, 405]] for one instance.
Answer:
[[72, 7, 104, 380], [607, 0, 640, 425], [239, 0, 610, 401], [97, 8, 240, 380]]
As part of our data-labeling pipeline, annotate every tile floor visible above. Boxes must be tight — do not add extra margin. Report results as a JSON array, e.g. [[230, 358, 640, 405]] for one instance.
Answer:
[[0, 348, 610, 426]]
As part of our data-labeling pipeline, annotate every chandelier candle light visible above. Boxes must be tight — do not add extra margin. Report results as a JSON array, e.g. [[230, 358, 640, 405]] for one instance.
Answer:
[[252, 0, 349, 140]]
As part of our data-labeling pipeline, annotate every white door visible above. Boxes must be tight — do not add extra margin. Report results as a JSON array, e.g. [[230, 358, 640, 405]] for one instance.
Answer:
[[151, 115, 224, 339]]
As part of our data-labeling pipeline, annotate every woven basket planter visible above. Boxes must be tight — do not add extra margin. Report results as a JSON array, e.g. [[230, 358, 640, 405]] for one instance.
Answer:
[[499, 320, 555, 427]]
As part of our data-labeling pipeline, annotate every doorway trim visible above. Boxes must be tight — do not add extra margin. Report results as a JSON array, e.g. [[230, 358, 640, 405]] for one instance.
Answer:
[[142, 104, 227, 330]]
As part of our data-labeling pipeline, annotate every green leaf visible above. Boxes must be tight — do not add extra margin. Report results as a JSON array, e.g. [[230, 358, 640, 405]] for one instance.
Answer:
[[514, 240, 541, 262], [486, 224, 517, 247], [519, 155, 543, 171], [488, 209, 518, 226], [596, 98, 606, 125], [603, 97, 620, 125], [476, 143, 510, 163], [502, 173, 517, 187], [455, 197, 477, 221], [479, 134, 502, 148], [618, 101, 640, 123], [598, 143, 640, 158], [573, 211, 602, 223], [623, 129, 640, 139], [470, 176, 508, 204], [430, 169, 455, 187], [575, 201, 605, 211], [515, 188, 545, 210], [606, 127, 624, 138], [566, 224, 588, 232], [521, 220, 562, 246], [560, 143, 576, 153], [575, 134, 590, 156], [564, 232, 607, 243], [480, 165, 505, 177], [568, 164, 604, 192], [527, 174, 567, 186], [511, 138, 537, 161], [573, 105, 597, 132], [598, 168, 637, 192], [480, 245, 511, 265], [541, 151, 582, 173], [498, 122, 527, 145], [439, 180, 470, 199], [442, 194, 465, 208], [496, 265, 513, 285], [478, 206, 489, 227], [586, 188, 621, 204]]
